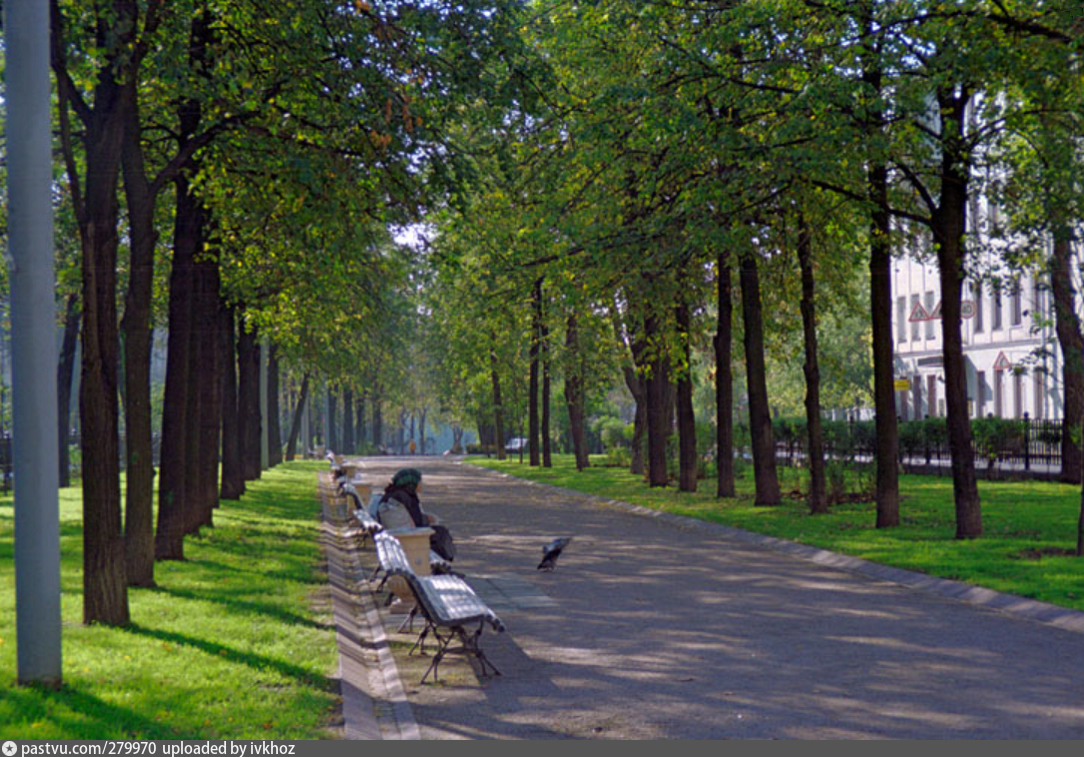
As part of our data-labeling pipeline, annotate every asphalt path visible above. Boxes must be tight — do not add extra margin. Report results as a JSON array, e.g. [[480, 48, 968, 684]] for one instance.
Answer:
[[357, 456, 1084, 740]]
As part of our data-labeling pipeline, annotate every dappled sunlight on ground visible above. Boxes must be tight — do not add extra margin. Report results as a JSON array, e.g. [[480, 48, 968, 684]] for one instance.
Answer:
[[344, 456, 1084, 739]]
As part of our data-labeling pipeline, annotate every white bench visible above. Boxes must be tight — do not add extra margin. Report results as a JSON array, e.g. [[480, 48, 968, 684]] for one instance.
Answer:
[[371, 531, 504, 682]]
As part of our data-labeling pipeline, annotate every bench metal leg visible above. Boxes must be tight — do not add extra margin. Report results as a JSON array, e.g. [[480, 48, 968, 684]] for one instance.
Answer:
[[419, 623, 501, 684], [397, 605, 420, 634], [408, 623, 433, 657]]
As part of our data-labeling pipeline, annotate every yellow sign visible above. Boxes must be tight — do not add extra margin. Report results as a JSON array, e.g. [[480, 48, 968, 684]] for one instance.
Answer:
[[894, 379, 911, 391]]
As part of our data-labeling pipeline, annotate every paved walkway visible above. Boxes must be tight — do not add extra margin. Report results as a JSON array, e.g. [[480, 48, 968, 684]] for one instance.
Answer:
[[339, 456, 1084, 739]]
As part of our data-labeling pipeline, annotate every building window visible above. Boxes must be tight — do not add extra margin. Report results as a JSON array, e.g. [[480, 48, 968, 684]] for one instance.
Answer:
[[928, 375, 938, 418], [1013, 371, 1023, 418], [1032, 276, 1043, 322], [995, 370, 1004, 417], [1011, 281, 1022, 326], [925, 291, 936, 339], [976, 370, 986, 418], [912, 373, 922, 419], [897, 296, 906, 344], [910, 294, 920, 341], [1034, 373, 1044, 420], [993, 287, 1003, 330], [973, 283, 984, 333]]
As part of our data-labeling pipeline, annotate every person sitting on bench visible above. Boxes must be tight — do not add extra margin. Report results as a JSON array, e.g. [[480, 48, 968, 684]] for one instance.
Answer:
[[375, 468, 456, 561]]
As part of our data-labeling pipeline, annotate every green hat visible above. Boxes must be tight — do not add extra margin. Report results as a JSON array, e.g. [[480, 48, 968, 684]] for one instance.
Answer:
[[392, 468, 423, 491]]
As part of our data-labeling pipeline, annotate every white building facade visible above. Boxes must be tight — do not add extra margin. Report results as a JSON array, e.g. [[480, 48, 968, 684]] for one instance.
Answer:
[[891, 256, 1061, 422]]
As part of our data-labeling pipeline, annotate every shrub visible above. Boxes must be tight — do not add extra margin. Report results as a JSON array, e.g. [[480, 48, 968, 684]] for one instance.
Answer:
[[971, 417, 1026, 472], [595, 416, 631, 452], [603, 446, 631, 468]]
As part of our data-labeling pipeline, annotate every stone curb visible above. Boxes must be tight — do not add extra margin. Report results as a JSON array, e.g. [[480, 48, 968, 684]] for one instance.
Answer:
[[320, 511, 421, 740], [465, 463, 1084, 636]]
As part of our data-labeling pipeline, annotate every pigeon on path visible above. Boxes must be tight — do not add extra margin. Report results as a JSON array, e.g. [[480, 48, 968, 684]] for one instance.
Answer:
[[537, 537, 572, 572]]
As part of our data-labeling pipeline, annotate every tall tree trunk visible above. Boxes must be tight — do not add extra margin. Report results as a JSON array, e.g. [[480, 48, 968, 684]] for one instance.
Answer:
[[529, 277, 543, 466], [419, 408, 427, 456], [56, 293, 79, 489], [237, 324, 262, 481], [77, 107, 129, 622], [372, 393, 383, 453], [1051, 229, 1084, 484], [120, 80, 158, 585], [739, 250, 780, 505], [490, 338, 507, 460], [616, 314, 648, 477], [935, 85, 981, 540], [328, 389, 339, 453], [220, 304, 244, 498], [565, 314, 590, 471], [869, 164, 901, 525], [156, 172, 198, 560], [285, 373, 310, 461], [356, 391, 366, 449], [1078, 488, 1084, 557], [155, 5, 214, 559], [714, 254, 735, 498], [676, 303, 697, 493], [194, 252, 222, 526], [342, 388, 354, 456], [542, 318, 553, 468], [644, 313, 670, 487], [181, 200, 208, 536], [629, 378, 648, 476], [797, 212, 828, 514], [268, 346, 282, 465], [53, 0, 132, 624], [862, 19, 901, 527]]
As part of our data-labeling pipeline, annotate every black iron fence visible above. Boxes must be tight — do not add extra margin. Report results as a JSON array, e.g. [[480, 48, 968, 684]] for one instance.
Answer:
[[772, 415, 1070, 479]]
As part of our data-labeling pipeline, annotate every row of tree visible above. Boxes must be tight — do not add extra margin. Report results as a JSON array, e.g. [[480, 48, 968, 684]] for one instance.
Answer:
[[422, 1, 1084, 554], [7, 0, 531, 629]]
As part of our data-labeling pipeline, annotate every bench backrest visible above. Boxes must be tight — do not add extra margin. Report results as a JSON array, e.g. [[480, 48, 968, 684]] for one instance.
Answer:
[[373, 530, 413, 575], [343, 485, 383, 533]]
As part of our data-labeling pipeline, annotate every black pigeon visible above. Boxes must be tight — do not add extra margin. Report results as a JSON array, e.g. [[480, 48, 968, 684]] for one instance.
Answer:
[[537, 537, 572, 572]]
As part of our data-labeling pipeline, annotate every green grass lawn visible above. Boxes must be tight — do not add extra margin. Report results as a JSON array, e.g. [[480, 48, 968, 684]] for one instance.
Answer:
[[470, 454, 1084, 612], [0, 460, 340, 739]]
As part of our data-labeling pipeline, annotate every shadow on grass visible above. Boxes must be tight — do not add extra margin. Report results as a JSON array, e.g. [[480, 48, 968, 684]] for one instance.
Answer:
[[0, 680, 189, 739], [146, 584, 334, 632], [178, 555, 327, 587], [119, 623, 336, 692]]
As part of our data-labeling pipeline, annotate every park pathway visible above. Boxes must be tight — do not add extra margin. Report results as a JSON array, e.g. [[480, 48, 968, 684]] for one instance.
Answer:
[[350, 456, 1084, 739]]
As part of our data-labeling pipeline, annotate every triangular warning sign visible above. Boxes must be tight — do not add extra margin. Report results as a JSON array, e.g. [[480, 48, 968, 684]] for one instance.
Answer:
[[994, 352, 1012, 371], [909, 301, 931, 322], [930, 300, 942, 319]]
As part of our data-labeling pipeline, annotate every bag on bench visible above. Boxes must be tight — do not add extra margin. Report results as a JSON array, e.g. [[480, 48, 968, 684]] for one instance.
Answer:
[[430, 524, 456, 562]]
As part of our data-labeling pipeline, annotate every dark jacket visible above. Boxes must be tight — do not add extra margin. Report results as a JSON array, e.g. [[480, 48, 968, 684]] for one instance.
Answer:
[[379, 484, 455, 562], [380, 485, 426, 528]]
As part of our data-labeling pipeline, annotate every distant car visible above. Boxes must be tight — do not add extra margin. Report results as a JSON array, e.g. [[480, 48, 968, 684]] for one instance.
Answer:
[[505, 437, 528, 453]]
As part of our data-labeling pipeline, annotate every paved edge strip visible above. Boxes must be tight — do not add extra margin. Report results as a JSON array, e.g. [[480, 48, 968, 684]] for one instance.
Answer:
[[320, 516, 421, 741], [463, 462, 1084, 636], [356, 570, 422, 740]]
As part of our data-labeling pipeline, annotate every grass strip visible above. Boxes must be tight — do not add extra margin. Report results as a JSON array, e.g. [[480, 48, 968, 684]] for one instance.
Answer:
[[469, 454, 1084, 612], [0, 461, 340, 739]]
